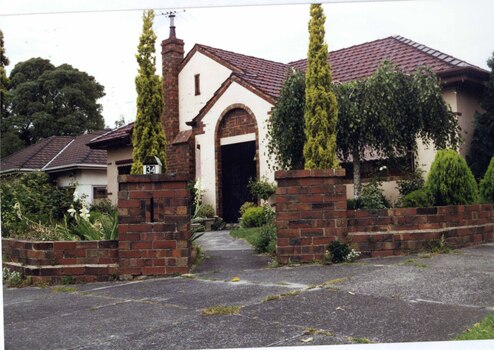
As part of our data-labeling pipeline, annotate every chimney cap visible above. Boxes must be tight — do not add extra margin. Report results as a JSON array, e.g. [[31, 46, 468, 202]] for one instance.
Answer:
[[168, 11, 176, 38]]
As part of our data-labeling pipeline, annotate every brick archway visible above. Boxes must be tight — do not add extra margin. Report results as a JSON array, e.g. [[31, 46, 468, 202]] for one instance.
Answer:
[[214, 104, 260, 220]]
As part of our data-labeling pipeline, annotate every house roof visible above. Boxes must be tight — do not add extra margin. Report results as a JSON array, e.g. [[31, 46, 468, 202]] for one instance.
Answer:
[[191, 44, 292, 100], [89, 35, 489, 148], [0, 131, 108, 175], [87, 123, 134, 149], [291, 35, 487, 83]]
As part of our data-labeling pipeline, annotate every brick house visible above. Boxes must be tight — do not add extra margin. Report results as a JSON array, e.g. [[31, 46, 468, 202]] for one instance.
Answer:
[[88, 21, 489, 221]]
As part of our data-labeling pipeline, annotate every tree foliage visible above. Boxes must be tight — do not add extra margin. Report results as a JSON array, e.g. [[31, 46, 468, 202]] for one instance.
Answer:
[[267, 70, 305, 170], [303, 4, 339, 169], [467, 52, 494, 179], [479, 157, 494, 203], [2, 57, 105, 156], [426, 149, 478, 206], [336, 61, 460, 198], [130, 10, 167, 174]]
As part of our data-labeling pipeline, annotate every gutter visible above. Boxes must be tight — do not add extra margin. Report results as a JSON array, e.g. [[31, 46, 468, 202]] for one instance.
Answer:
[[43, 164, 107, 173]]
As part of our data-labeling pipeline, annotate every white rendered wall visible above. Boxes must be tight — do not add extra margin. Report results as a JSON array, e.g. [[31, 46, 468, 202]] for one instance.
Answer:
[[55, 169, 107, 204], [178, 52, 232, 130], [195, 81, 274, 208], [106, 146, 133, 205]]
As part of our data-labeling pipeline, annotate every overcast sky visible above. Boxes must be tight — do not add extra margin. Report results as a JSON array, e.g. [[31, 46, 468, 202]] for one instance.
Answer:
[[2, 0, 493, 128]]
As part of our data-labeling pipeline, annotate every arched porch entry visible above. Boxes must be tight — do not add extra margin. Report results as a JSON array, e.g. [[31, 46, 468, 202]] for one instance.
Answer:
[[215, 104, 260, 223]]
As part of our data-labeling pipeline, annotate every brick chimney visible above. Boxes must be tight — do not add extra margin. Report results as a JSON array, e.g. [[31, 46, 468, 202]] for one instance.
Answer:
[[161, 14, 184, 170]]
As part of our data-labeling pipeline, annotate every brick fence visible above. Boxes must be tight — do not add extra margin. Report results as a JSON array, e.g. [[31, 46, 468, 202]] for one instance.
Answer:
[[348, 205, 494, 258], [275, 169, 494, 264], [2, 239, 119, 283], [2, 174, 192, 283], [117, 174, 191, 278]]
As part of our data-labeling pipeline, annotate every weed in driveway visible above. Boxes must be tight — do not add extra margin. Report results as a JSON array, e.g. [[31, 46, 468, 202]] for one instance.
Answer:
[[201, 305, 242, 316]]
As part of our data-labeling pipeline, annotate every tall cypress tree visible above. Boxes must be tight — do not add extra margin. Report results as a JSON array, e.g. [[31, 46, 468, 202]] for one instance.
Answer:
[[131, 10, 167, 174], [1, 30, 9, 118], [303, 4, 339, 169]]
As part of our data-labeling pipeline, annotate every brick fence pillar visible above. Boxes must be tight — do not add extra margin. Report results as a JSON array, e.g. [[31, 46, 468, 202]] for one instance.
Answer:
[[275, 169, 347, 264], [118, 174, 191, 278]]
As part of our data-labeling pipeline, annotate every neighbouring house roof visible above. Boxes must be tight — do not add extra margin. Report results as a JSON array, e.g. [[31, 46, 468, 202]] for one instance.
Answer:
[[0, 131, 108, 175], [87, 123, 134, 149], [89, 35, 489, 148]]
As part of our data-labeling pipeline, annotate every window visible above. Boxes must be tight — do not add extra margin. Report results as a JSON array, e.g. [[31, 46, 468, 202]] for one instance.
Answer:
[[93, 186, 108, 205], [118, 165, 132, 175], [194, 74, 201, 96]]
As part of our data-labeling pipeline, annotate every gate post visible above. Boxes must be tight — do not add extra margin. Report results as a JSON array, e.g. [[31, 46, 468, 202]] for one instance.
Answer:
[[275, 169, 347, 264], [117, 174, 191, 279]]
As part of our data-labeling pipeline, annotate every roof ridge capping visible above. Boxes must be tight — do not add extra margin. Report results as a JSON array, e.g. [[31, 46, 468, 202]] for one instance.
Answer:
[[392, 35, 472, 68]]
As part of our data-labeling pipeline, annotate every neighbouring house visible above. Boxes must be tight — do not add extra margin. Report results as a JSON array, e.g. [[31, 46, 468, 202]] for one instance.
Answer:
[[1, 131, 108, 204], [88, 21, 489, 221]]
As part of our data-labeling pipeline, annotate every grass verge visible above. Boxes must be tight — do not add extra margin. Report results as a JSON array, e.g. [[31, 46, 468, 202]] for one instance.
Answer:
[[456, 313, 494, 340]]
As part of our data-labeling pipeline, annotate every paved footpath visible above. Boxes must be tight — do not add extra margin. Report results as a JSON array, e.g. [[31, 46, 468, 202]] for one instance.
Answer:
[[3, 232, 494, 349]]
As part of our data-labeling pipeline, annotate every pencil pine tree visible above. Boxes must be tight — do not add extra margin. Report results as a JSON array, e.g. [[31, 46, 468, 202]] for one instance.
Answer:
[[303, 4, 339, 169], [131, 10, 167, 174]]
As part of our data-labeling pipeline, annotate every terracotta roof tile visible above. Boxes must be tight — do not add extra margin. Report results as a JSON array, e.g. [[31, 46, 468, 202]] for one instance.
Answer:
[[290, 35, 480, 82], [198, 44, 292, 99]]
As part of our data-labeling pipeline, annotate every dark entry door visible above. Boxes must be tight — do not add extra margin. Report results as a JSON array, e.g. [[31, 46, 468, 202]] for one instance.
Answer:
[[221, 141, 256, 223]]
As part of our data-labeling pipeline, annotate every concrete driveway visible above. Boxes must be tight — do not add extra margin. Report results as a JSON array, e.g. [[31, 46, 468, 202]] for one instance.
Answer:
[[3, 232, 494, 349]]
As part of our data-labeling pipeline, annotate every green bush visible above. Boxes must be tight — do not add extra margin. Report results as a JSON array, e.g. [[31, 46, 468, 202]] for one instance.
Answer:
[[426, 149, 479, 205], [239, 201, 256, 217], [397, 169, 425, 197], [0, 172, 74, 236], [399, 188, 433, 208], [240, 206, 268, 228], [479, 157, 494, 203], [248, 177, 277, 201], [196, 204, 215, 218], [360, 179, 390, 209], [327, 240, 351, 263], [252, 225, 277, 254]]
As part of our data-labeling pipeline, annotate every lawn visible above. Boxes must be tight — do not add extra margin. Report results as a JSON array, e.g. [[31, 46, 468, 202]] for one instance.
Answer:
[[230, 227, 263, 246], [456, 313, 494, 340]]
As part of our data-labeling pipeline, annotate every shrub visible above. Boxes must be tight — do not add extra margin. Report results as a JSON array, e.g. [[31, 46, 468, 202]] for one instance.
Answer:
[[0, 172, 74, 236], [360, 179, 390, 209], [252, 225, 277, 254], [327, 240, 351, 263], [248, 177, 277, 201], [240, 206, 268, 228], [397, 169, 425, 197], [239, 202, 256, 217], [426, 149, 479, 205], [196, 204, 215, 218], [399, 188, 433, 208], [479, 157, 494, 203]]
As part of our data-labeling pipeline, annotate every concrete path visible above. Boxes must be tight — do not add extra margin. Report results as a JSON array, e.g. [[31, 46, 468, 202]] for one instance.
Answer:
[[3, 238, 494, 349]]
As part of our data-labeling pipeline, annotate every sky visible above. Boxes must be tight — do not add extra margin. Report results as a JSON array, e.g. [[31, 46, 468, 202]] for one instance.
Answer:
[[1, 0, 493, 128]]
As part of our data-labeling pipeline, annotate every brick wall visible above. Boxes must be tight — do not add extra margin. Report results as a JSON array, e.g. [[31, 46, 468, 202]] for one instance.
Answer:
[[118, 174, 191, 278], [275, 170, 494, 263], [275, 169, 347, 264], [348, 205, 494, 257], [2, 239, 118, 283]]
